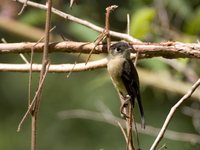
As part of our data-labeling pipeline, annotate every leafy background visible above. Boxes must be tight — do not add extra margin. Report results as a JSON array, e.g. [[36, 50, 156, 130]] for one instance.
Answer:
[[0, 0, 200, 149]]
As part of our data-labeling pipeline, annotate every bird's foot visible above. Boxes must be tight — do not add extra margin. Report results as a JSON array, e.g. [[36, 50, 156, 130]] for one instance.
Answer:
[[120, 95, 131, 119]]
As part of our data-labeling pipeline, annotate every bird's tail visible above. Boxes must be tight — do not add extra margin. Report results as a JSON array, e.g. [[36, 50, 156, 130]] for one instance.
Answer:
[[136, 95, 145, 129]]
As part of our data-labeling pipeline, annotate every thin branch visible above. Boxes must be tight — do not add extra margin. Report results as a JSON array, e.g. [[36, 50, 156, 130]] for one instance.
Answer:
[[18, 0, 28, 15], [28, 26, 56, 107], [127, 14, 130, 35], [0, 16, 46, 41], [14, 0, 140, 42], [17, 63, 50, 132], [69, 0, 75, 8], [118, 121, 128, 144], [150, 78, 200, 150], [161, 58, 198, 83], [1, 62, 200, 100], [1, 41, 200, 58], [0, 58, 108, 72], [19, 53, 29, 64], [1, 38, 29, 64], [30, 1, 52, 149], [85, 5, 118, 65], [127, 103, 135, 150], [58, 109, 200, 145], [105, 5, 118, 51], [66, 52, 81, 78]]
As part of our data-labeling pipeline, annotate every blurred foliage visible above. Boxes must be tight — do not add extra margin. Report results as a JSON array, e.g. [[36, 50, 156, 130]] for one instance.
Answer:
[[130, 7, 156, 39], [0, 0, 200, 150]]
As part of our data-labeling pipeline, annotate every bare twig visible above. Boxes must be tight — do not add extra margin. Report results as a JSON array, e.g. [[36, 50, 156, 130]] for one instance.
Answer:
[[118, 121, 128, 143], [85, 5, 118, 64], [14, 0, 140, 42], [1, 38, 29, 64], [18, 0, 28, 15], [158, 144, 167, 150], [127, 103, 134, 150], [28, 26, 56, 108], [19, 53, 29, 64], [161, 59, 198, 83], [0, 58, 108, 72], [127, 14, 130, 35], [66, 52, 81, 78], [69, 0, 75, 8], [105, 5, 118, 51], [58, 109, 200, 144], [17, 63, 50, 132], [85, 34, 106, 64], [30, 1, 52, 149], [126, 14, 140, 150], [150, 78, 200, 150]]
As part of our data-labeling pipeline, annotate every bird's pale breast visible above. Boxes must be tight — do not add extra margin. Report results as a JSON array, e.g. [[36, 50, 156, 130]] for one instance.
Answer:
[[107, 58, 128, 96]]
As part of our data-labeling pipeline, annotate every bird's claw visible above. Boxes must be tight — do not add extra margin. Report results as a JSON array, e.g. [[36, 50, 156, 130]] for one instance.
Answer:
[[120, 95, 131, 119]]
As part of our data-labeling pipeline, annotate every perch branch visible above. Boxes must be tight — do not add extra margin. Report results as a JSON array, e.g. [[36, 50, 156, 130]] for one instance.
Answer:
[[58, 109, 200, 145], [1, 41, 200, 58]]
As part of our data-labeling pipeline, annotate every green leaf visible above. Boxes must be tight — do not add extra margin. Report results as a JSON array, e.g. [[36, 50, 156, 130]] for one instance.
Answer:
[[130, 7, 155, 39]]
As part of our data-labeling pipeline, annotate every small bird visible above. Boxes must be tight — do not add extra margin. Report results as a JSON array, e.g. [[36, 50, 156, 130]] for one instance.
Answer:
[[107, 42, 145, 128]]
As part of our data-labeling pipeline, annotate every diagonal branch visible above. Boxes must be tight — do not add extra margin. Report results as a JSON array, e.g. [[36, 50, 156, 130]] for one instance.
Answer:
[[150, 78, 200, 150], [14, 0, 140, 42], [58, 109, 200, 145]]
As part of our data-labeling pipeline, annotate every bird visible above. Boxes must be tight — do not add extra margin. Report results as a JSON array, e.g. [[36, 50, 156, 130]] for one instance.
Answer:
[[107, 42, 145, 128]]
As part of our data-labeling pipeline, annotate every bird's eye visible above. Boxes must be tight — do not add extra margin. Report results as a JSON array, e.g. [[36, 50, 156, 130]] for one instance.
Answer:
[[115, 47, 121, 52]]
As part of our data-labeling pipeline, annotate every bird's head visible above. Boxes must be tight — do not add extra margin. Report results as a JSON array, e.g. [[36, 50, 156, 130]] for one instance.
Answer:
[[108, 42, 132, 59]]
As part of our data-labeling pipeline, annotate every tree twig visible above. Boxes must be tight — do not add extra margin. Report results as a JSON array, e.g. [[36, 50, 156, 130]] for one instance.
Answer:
[[30, 0, 52, 149], [85, 5, 118, 64], [58, 109, 200, 144], [18, 0, 28, 15], [105, 5, 118, 51], [17, 63, 50, 132], [14, 0, 140, 42], [150, 78, 200, 150]]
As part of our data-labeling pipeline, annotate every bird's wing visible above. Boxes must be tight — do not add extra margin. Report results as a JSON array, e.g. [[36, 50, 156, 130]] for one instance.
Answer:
[[121, 59, 145, 128]]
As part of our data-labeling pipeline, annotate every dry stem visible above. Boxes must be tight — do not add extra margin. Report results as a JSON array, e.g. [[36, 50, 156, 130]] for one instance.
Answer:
[[30, 1, 52, 149], [150, 78, 200, 150], [58, 109, 200, 144]]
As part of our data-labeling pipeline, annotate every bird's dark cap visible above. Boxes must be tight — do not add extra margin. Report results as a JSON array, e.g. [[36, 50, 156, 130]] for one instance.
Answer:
[[110, 42, 132, 50]]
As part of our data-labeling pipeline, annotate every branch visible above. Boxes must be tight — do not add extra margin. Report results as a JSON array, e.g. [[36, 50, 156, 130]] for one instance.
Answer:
[[1, 62, 200, 100], [0, 16, 47, 41], [0, 58, 107, 72], [0, 41, 106, 54], [150, 78, 200, 150], [14, 0, 140, 42], [30, 1, 52, 149], [1, 41, 200, 58], [58, 109, 200, 145]]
